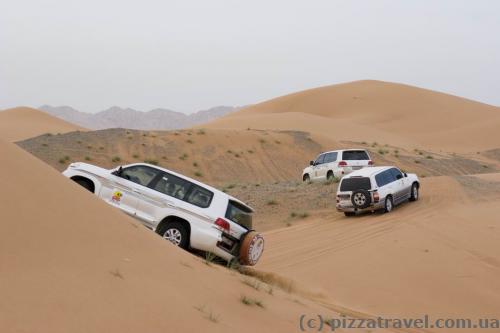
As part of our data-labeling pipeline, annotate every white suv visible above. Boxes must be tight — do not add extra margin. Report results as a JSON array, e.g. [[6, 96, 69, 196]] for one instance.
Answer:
[[62, 162, 264, 265], [336, 166, 420, 216], [302, 149, 373, 182]]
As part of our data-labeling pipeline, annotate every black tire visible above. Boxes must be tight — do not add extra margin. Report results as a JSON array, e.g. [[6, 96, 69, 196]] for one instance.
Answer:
[[384, 195, 394, 213], [409, 183, 419, 201], [326, 171, 334, 181], [351, 190, 372, 209], [162, 222, 189, 249], [303, 174, 310, 182], [74, 178, 93, 192], [344, 212, 356, 217]]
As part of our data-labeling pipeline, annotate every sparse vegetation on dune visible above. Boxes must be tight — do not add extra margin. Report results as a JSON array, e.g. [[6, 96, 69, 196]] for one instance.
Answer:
[[144, 159, 158, 165], [240, 295, 264, 308], [266, 199, 278, 206]]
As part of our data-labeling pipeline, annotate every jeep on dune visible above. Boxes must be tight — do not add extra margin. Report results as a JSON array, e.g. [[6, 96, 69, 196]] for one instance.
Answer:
[[63, 162, 264, 266], [336, 166, 420, 216], [303, 149, 373, 182]]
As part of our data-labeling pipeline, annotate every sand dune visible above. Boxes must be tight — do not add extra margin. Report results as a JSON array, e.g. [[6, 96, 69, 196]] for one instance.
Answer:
[[4, 79, 500, 332], [259, 175, 500, 323], [0, 139, 344, 333], [0, 107, 83, 142], [205, 80, 500, 152]]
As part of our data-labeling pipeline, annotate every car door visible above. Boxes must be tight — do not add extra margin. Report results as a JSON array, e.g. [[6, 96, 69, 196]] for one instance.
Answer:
[[388, 168, 408, 203], [135, 171, 193, 228], [99, 165, 161, 218], [323, 152, 338, 178], [376, 170, 397, 201], [312, 154, 326, 180]]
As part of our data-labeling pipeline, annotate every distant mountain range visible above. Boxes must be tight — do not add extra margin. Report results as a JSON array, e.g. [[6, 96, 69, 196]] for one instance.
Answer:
[[38, 105, 241, 130]]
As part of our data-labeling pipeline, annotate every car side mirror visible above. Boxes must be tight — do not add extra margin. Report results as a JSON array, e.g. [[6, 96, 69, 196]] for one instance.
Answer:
[[310, 160, 314, 166], [112, 166, 123, 177], [404, 173, 408, 177]]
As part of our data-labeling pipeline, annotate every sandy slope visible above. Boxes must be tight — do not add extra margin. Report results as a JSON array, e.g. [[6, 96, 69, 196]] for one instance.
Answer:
[[204, 80, 500, 152], [258, 175, 500, 324], [0, 139, 347, 333], [0, 107, 83, 142]]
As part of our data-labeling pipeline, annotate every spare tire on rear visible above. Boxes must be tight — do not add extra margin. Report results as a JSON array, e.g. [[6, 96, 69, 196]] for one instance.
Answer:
[[239, 231, 264, 266], [351, 189, 372, 209]]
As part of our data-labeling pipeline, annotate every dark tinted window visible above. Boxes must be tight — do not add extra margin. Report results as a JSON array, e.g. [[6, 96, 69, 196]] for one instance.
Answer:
[[389, 168, 403, 180], [120, 165, 160, 187], [324, 152, 338, 163], [314, 154, 325, 165], [152, 172, 192, 200], [226, 200, 253, 229], [342, 150, 370, 160], [340, 177, 372, 191], [185, 185, 213, 208], [375, 170, 396, 187], [151, 172, 214, 208]]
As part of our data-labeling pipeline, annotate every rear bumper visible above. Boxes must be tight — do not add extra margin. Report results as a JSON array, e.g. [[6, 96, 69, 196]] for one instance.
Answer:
[[190, 226, 238, 262], [336, 201, 384, 212]]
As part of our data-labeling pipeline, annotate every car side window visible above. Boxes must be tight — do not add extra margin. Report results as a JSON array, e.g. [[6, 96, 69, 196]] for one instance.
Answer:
[[385, 170, 397, 184], [324, 152, 338, 163], [389, 168, 403, 180], [185, 185, 213, 208], [151, 172, 192, 200], [375, 172, 387, 187], [120, 165, 160, 187], [375, 170, 396, 187], [314, 154, 325, 165]]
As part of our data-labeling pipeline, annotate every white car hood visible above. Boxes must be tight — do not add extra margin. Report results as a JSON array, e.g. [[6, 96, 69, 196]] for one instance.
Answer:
[[302, 166, 313, 175], [67, 162, 111, 178]]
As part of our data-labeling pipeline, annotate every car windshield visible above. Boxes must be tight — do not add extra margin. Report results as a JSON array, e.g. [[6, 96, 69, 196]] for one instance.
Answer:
[[340, 177, 371, 191], [226, 200, 253, 230], [342, 150, 369, 160]]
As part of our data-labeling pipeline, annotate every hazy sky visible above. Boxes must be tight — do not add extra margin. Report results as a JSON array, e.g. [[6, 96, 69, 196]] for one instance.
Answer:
[[1, 0, 499, 113]]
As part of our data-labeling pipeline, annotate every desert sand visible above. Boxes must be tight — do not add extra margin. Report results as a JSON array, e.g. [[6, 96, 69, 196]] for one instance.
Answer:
[[3, 80, 500, 332], [259, 175, 500, 320], [0, 139, 351, 333], [204, 80, 500, 152], [0, 107, 83, 142]]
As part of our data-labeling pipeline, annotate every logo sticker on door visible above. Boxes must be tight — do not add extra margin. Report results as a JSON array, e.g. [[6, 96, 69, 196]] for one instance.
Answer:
[[112, 190, 123, 203]]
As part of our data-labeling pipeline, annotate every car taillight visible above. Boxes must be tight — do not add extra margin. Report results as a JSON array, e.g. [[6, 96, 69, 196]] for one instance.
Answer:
[[338, 161, 347, 167], [214, 218, 230, 233], [368, 160, 374, 166], [373, 191, 380, 203]]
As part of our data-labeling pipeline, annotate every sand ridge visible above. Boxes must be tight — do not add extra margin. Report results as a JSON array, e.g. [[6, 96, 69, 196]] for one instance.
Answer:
[[0, 107, 84, 142], [204, 80, 500, 152]]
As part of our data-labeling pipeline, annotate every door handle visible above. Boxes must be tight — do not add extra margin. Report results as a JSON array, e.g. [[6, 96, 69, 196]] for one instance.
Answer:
[[132, 189, 142, 194]]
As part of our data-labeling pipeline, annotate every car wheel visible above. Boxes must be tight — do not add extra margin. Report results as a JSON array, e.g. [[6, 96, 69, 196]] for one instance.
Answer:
[[351, 190, 372, 209], [326, 171, 335, 182], [74, 178, 93, 192], [303, 174, 310, 182], [384, 195, 393, 213], [344, 212, 356, 217], [409, 183, 419, 201], [162, 222, 189, 249], [239, 231, 265, 266]]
